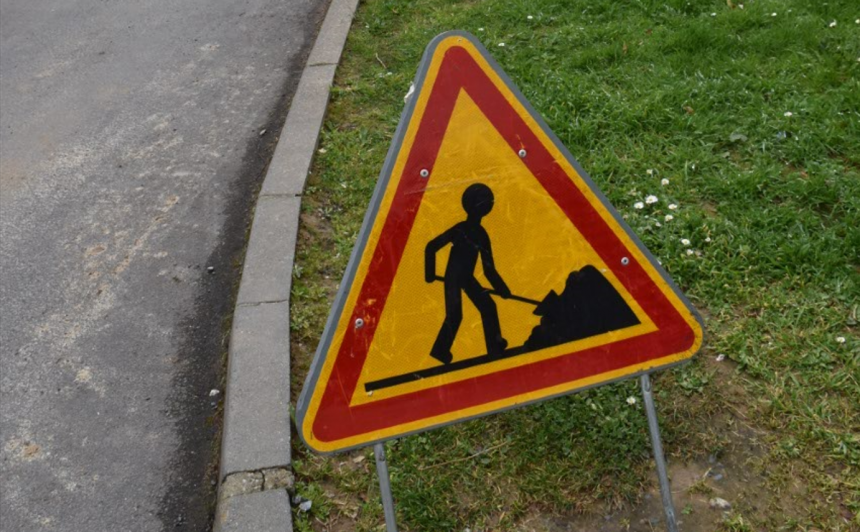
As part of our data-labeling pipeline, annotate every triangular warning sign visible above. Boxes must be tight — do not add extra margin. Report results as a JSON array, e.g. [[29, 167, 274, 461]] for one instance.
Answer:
[[297, 31, 703, 453]]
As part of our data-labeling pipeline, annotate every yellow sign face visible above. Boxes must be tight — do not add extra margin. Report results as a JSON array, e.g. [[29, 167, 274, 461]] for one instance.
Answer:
[[297, 31, 704, 453]]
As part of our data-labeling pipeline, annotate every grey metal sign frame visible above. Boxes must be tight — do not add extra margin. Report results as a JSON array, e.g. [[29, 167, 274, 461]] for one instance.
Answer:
[[296, 29, 703, 454], [296, 30, 703, 531]]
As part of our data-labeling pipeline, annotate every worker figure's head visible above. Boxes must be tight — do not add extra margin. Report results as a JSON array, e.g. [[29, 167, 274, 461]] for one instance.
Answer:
[[462, 183, 494, 220]]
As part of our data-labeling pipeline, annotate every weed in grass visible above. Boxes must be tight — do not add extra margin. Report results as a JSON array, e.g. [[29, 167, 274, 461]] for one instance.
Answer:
[[720, 512, 754, 532]]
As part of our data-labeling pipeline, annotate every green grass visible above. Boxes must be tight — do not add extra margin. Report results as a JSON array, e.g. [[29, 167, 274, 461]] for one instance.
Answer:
[[289, 0, 860, 529]]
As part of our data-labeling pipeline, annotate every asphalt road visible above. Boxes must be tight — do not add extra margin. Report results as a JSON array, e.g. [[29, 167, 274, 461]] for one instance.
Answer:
[[0, 0, 328, 530]]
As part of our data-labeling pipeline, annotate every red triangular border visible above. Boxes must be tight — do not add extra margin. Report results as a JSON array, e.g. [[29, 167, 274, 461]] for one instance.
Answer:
[[311, 43, 697, 443]]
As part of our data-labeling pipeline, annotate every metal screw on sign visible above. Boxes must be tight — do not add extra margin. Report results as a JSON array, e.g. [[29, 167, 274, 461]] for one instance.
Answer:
[[355, 318, 365, 329], [419, 168, 429, 178], [621, 257, 630, 266], [518, 149, 527, 158]]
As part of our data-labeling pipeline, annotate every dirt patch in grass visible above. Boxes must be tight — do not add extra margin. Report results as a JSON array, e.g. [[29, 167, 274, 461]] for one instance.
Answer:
[[519, 397, 800, 531]]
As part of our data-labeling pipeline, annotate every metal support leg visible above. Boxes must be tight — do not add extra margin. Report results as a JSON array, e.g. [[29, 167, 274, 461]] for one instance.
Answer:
[[640, 373, 679, 532], [374, 442, 398, 532]]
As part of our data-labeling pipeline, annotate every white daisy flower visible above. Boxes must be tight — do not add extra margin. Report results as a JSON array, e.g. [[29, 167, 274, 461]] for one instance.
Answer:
[[645, 195, 659, 204], [836, 336, 846, 344], [668, 203, 678, 210], [665, 214, 674, 222], [829, 21, 837, 28], [478, 27, 485, 32], [686, 249, 695, 256], [498, 42, 506, 47], [681, 238, 691, 246], [655, 221, 662, 227], [527, 15, 534, 20], [646, 169, 654, 176], [705, 236, 712, 243], [771, 12, 777, 17], [626, 396, 637, 405], [634, 201, 645, 209], [711, 12, 716, 17], [661, 178, 670, 186], [784, 111, 793, 117]]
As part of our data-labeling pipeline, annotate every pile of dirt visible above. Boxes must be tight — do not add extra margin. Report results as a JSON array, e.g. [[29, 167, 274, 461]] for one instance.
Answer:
[[524, 265, 640, 351]]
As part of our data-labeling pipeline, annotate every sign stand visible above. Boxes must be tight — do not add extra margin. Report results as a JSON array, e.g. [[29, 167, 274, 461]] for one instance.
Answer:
[[297, 31, 704, 532], [373, 443, 398, 532], [369, 375, 679, 532], [640, 373, 679, 532]]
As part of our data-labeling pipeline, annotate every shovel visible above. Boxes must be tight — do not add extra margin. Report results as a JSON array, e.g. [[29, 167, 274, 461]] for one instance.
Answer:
[[431, 275, 541, 306]]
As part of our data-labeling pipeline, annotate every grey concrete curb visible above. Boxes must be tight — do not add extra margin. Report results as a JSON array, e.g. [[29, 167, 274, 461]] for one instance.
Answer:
[[214, 0, 360, 530]]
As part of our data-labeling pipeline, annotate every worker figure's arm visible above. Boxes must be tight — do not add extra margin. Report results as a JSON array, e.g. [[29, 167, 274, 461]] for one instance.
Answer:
[[425, 229, 454, 283], [480, 238, 511, 298]]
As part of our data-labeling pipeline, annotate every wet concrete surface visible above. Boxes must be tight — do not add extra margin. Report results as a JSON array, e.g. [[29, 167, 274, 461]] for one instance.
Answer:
[[0, 0, 328, 529]]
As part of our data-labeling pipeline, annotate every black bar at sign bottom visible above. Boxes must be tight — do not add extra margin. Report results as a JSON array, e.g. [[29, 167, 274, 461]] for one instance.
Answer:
[[364, 344, 532, 392]]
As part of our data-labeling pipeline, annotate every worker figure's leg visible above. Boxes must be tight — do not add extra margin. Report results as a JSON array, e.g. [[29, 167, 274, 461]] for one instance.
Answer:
[[430, 281, 462, 364], [464, 278, 507, 355]]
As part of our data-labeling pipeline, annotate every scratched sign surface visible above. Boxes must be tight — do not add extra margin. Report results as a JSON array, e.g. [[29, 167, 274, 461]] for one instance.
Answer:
[[297, 32, 704, 453]]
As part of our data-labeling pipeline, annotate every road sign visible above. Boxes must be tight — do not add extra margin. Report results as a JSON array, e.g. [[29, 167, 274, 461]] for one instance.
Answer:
[[297, 31, 704, 454]]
